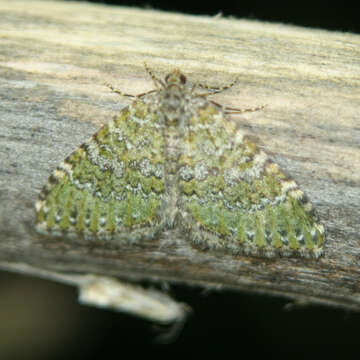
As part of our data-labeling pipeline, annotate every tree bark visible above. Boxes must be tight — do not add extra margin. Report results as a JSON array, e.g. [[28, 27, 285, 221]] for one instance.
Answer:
[[0, 0, 359, 318]]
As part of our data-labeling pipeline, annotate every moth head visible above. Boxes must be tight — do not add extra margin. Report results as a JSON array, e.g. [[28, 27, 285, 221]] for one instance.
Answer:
[[164, 69, 187, 86]]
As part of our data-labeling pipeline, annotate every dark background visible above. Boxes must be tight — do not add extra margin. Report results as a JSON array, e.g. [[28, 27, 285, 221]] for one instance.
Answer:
[[1, 1, 359, 358], [87, 0, 360, 33]]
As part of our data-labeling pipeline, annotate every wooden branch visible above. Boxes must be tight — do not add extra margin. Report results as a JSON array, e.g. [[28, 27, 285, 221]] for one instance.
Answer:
[[1, 0, 360, 318]]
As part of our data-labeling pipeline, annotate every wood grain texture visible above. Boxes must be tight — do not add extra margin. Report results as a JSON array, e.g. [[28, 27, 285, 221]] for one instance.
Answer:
[[0, 0, 359, 312]]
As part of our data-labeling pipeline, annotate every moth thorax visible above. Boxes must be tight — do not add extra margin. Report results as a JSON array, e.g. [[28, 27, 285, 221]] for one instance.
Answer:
[[160, 97, 184, 126], [161, 92, 183, 114], [164, 113, 181, 126]]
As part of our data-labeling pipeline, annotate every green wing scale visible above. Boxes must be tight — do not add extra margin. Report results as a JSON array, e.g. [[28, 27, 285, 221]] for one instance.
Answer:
[[35, 101, 165, 241], [178, 105, 324, 258]]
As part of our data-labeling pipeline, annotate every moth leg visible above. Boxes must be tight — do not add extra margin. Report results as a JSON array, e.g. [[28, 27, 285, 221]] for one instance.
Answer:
[[191, 84, 216, 98], [197, 77, 239, 95], [144, 62, 165, 88], [104, 82, 158, 98], [208, 99, 266, 114], [223, 104, 266, 114], [104, 82, 136, 98]]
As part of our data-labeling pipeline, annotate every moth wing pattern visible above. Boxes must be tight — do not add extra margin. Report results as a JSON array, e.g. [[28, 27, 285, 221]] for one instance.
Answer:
[[35, 66, 325, 258], [35, 101, 166, 242], [178, 104, 325, 258]]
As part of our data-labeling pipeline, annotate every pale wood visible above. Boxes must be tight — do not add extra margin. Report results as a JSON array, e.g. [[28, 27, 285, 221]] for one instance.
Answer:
[[0, 0, 360, 314]]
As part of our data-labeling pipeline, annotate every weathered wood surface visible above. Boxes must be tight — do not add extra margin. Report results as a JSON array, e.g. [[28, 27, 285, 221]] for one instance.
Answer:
[[0, 0, 359, 313]]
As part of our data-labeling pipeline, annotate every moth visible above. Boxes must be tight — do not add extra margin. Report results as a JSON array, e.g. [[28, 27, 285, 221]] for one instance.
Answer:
[[35, 65, 325, 258]]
